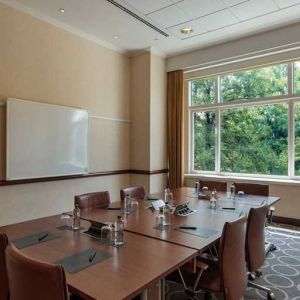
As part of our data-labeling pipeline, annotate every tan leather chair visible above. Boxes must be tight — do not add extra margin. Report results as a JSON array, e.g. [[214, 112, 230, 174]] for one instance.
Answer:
[[74, 191, 110, 209], [0, 233, 9, 300], [6, 244, 69, 300], [234, 182, 269, 196], [246, 205, 275, 300], [169, 215, 248, 300], [120, 186, 145, 201], [234, 182, 275, 225], [199, 180, 227, 192]]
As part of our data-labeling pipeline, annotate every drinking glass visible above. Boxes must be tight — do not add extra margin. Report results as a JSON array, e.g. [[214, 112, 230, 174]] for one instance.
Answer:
[[156, 214, 167, 227], [60, 214, 72, 228]]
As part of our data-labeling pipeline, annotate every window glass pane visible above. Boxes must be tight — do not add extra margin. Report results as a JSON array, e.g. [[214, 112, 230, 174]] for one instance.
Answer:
[[294, 103, 300, 175], [221, 64, 288, 102], [220, 104, 288, 175], [294, 62, 300, 94], [190, 78, 216, 106], [193, 111, 215, 171]]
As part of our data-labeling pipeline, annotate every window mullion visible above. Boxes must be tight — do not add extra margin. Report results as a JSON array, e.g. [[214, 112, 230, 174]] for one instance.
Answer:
[[288, 101, 295, 177], [216, 77, 221, 173], [216, 109, 221, 174]]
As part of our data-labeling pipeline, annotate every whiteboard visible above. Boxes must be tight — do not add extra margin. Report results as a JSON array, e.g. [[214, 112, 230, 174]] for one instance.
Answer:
[[6, 98, 89, 180]]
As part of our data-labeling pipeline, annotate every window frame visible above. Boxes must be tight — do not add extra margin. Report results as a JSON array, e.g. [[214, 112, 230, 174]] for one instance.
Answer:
[[188, 60, 300, 180]]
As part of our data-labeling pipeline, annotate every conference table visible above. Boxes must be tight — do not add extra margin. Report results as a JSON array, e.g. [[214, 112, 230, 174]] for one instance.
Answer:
[[0, 215, 197, 300], [0, 187, 280, 299]]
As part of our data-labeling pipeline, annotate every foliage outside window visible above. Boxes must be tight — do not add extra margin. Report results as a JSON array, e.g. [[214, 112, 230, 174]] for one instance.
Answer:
[[190, 60, 300, 178]]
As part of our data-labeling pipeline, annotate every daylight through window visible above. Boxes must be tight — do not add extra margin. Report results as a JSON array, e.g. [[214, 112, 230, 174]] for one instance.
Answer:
[[189, 60, 300, 178]]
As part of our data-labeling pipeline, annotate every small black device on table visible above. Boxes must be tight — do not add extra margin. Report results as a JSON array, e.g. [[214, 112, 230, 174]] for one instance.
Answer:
[[173, 203, 196, 216]]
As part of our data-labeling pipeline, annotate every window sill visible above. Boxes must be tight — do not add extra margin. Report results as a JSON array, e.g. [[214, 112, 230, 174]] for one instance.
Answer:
[[184, 173, 300, 187]]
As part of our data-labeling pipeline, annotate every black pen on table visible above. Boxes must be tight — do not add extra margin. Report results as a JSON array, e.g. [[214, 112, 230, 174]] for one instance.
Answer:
[[38, 233, 49, 242], [89, 251, 97, 263], [179, 226, 197, 230]]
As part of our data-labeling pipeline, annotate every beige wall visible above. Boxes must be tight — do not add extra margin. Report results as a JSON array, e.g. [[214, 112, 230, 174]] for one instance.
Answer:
[[150, 53, 167, 171], [130, 52, 151, 171], [129, 52, 167, 194], [0, 3, 131, 225]]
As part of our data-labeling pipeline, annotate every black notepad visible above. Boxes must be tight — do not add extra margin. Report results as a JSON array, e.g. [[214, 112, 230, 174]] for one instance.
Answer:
[[55, 248, 112, 274], [12, 231, 59, 249]]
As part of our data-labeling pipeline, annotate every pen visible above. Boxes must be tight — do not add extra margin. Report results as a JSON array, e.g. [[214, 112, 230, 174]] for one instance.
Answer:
[[38, 233, 49, 242], [179, 226, 197, 230], [89, 251, 97, 263], [222, 207, 236, 210]]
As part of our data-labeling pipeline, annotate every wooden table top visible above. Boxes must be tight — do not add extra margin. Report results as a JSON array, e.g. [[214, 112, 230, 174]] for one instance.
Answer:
[[0, 215, 197, 300], [172, 187, 280, 208], [80, 187, 280, 252]]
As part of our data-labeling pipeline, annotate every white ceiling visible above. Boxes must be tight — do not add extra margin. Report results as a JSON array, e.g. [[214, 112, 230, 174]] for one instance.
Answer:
[[2, 0, 300, 56]]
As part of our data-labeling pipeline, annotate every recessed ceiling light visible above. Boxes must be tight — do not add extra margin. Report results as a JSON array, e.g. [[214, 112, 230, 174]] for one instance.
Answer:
[[180, 27, 194, 34], [59, 8, 65, 13], [113, 35, 119, 39]]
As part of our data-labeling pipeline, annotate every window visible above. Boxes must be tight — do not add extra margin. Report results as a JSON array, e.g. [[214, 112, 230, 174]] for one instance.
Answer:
[[189, 60, 300, 178], [221, 64, 288, 102], [193, 111, 216, 171], [190, 78, 216, 105]]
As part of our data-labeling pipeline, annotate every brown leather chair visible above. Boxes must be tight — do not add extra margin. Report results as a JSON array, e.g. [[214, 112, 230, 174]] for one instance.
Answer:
[[199, 180, 227, 192], [169, 215, 248, 300], [246, 205, 275, 300], [120, 186, 145, 201], [234, 182, 269, 196], [0, 233, 9, 300], [234, 182, 275, 225], [6, 244, 69, 300], [74, 191, 110, 209]]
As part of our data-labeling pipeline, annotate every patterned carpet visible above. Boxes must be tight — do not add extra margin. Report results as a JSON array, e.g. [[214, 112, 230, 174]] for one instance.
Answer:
[[166, 227, 300, 300]]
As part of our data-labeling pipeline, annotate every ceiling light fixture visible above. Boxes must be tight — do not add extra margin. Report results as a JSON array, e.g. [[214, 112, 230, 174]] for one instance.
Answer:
[[113, 35, 119, 39], [59, 8, 65, 13], [180, 28, 194, 34]]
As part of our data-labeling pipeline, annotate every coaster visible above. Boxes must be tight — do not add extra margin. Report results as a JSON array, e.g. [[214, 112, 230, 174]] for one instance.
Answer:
[[97, 239, 125, 248], [55, 248, 112, 274], [153, 224, 169, 231], [12, 231, 59, 249]]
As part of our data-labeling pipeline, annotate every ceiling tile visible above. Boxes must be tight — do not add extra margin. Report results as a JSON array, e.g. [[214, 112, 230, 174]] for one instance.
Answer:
[[147, 4, 191, 28], [177, 0, 226, 18], [275, 0, 300, 9], [123, 0, 174, 15], [167, 19, 207, 38], [195, 9, 239, 31], [222, 0, 248, 6], [230, 0, 278, 21]]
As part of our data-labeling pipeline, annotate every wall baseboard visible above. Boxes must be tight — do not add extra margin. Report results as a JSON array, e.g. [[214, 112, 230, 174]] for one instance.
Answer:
[[272, 216, 300, 227], [0, 169, 169, 186]]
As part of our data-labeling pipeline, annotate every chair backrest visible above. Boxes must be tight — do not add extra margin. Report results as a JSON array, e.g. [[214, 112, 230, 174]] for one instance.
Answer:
[[120, 186, 145, 201], [199, 180, 227, 192], [246, 205, 268, 272], [219, 215, 247, 300], [0, 233, 9, 300], [6, 245, 69, 300], [74, 191, 110, 209], [234, 183, 269, 196]]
